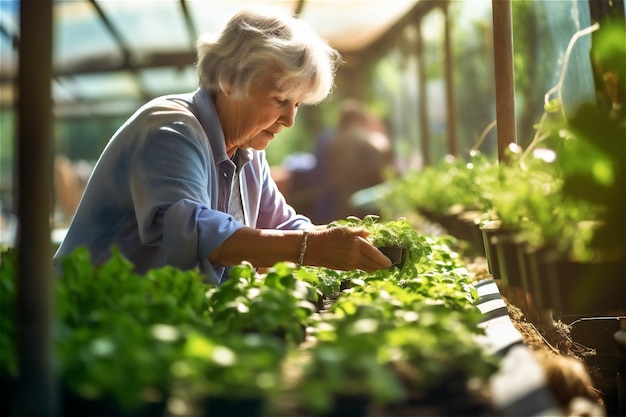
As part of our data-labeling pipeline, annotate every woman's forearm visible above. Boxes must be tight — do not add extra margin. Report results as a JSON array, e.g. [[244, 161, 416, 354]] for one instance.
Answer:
[[208, 225, 392, 272], [207, 227, 307, 267]]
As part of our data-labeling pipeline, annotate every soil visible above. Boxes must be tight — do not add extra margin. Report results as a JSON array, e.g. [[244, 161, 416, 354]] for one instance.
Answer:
[[416, 213, 612, 416], [464, 255, 609, 417]]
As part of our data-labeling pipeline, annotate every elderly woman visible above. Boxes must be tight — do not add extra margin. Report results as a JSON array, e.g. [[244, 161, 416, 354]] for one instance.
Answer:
[[54, 7, 392, 285]]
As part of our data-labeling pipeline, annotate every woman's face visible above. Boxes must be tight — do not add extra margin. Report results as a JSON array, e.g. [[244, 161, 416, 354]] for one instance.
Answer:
[[217, 71, 301, 156]]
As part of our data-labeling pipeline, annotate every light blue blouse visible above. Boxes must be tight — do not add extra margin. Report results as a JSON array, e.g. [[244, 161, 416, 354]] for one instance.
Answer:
[[53, 88, 311, 285]]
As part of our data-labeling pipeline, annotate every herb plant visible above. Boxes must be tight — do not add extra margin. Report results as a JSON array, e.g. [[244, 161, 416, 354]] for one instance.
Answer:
[[205, 262, 318, 345], [324, 215, 431, 282], [0, 248, 17, 380]]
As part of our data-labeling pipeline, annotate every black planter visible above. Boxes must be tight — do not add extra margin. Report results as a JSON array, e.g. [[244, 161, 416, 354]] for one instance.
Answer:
[[516, 243, 533, 294], [378, 246, 407, 268], [204, 396, 265, 417], [0, 374, 17, 417], [514, 246, 556, 328], [62, 389, 128, 417], [322, 394, 370, 417], [546, 258, 626, 317], [456, 211, 486, 257], [521, 246, 554, 310], [397, 371, 492, 417], [480, 221, 519, 283], [493, 233, 524, 288], [314, 288, 325, 311], [61, 385, 167, 417]]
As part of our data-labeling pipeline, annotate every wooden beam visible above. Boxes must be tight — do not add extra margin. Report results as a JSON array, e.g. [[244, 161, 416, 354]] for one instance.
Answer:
[[416, 23, 431, 167], [443, 3, 458, 157], [17, 0, 56, 415], [491, 0, 517, 161]]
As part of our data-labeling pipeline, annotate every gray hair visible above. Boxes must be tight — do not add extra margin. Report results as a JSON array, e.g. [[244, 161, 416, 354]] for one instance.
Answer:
[[195, 7, 342, 105]]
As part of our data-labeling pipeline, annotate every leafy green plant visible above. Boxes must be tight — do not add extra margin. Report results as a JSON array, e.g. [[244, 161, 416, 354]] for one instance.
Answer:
[[380, 151, 499, 219], [206, 262, 318, 345], [298, 304, 405, 414], [485, 22, 624, 262], [54, 247, 214, 413], [171, 331, 286, 402], [301, 251, 495, 414], [555, 102, 625, 260], [0, 248, 17, 380], [324, 215, 431, 283], [380, 304, 499, 399], [58, 320, 184, 412]]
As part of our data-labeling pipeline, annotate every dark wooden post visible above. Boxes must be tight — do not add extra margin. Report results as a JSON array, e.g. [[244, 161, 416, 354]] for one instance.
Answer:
[[416, 22, 431, 167], [492, 0, 517, 161], [17, 0, 57, 416], [443, 2, 458, 157]]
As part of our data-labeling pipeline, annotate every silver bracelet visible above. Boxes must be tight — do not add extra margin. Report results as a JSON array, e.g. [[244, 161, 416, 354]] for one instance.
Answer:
[[296, 230, 310, 268]]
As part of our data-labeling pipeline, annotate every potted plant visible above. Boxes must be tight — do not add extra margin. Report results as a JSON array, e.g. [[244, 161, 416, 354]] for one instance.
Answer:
[[325, 215, 431, 281], [55, 247, 214, 416], [380, 305, 499, 413], [379, 151, 499, 256], [298, 252, 498, 415], [205, 262, 318, 346], [525, 101, 626, 317], [0, 248, 18, 417], [171, 331, 287, 417], [296, 304, 405, 416]]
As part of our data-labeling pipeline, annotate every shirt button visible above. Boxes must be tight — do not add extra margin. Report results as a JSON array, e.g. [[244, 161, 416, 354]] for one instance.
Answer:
[[223, 173, 227, 177]]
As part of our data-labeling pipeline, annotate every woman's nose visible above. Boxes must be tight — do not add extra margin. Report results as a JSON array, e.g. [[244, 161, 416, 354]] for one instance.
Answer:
[[280, 104, 298, 128]]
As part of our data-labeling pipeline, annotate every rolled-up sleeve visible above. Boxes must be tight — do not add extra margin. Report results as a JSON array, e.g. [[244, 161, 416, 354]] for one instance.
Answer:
[[130, 114, 244, 282], [54, 91, 305, 286], [164, 199, 242, 285]]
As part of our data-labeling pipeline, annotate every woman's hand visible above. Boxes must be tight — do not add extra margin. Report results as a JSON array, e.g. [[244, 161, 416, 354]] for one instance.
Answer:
[[304, 227, 392, 272]]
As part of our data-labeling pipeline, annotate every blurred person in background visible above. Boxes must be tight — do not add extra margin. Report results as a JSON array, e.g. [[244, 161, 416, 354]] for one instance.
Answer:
[[325, 99, 392, 220], [53, 7, 392, 285]]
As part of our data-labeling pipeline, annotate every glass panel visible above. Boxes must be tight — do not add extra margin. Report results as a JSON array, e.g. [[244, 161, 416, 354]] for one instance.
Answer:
[[512, 0, 596, 146], [97, 0, 191, 52], [450, 0, 495, 157], [300, 0, 417, 51], [0, 0, 18, 74], [59, 71, 141, 101], [186, 0, 299, 37], [543, 0, 595, 117], [54, 0, 122, 64], [139, 66, 198, 96], [0, 0, 19, 34]]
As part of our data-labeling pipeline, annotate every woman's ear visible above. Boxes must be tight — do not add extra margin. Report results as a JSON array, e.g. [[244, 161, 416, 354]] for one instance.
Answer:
[[222, 81, 234, 96]]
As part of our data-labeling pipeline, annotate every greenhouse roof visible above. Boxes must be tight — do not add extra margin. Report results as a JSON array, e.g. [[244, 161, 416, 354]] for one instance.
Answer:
[[0, 0, 446, 117]]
